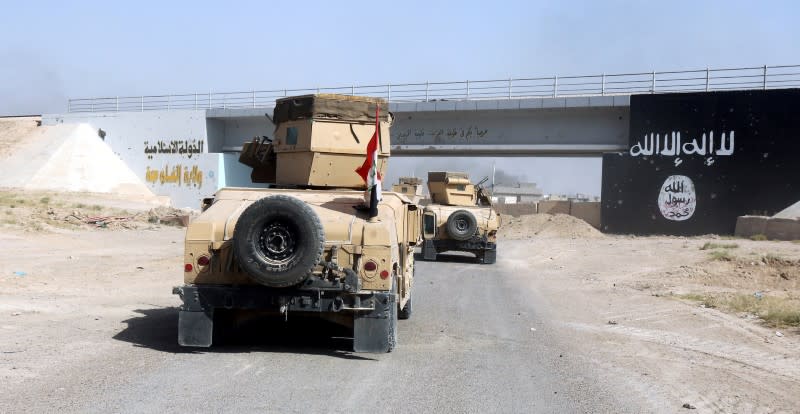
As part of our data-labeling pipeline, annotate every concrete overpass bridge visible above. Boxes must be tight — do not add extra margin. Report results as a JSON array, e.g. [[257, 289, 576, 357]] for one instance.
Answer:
[[64, 64, 799, 157], [46, 64, 799, 206]]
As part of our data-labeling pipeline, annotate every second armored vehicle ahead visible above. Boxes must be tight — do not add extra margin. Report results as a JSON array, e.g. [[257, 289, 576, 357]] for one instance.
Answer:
[[421, 171, 500, 264], [174, 94, 421, 353], [391, 176, 424, 204]]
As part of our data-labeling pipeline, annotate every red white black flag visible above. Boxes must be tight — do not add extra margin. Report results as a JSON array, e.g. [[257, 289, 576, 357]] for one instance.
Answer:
[[355, 106, 383, 204]]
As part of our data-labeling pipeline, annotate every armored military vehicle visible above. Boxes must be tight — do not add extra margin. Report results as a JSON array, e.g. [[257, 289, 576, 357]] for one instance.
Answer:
[[421, 171, 500, 264], [391, 177, 424, 204], [173, 94, 421, 353]]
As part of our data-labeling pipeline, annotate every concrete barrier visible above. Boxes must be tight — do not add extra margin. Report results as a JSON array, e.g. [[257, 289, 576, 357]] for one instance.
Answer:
[[494, 200, 602, 229], [735, 215, 800, 240], [765, 218, 800, 240], [570, 201, 601, 229], [538, 200, 571, 215], [735, 216, 769, 238], [494, 203, 538, 217]]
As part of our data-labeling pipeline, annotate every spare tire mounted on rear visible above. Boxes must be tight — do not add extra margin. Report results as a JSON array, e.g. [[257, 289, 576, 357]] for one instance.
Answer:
[[233, 195, 325, 287], [445, 210, 478, 241]]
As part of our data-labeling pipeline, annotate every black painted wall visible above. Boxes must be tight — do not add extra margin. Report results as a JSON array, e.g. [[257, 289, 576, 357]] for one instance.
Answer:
[[601, 89, 800, 235]]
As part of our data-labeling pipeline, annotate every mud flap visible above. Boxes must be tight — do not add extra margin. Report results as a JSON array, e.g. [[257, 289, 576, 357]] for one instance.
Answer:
[[178, 310, 214, 347], [422, 239, 437, 261], [353, 292, 397, 353], [482, 248, 497, 264]]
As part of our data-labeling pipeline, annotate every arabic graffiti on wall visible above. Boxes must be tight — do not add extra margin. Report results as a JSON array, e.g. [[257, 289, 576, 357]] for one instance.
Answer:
[[657, 175, 696, 221], [144, 140, 205, 159], [145, 164, 204, 187], [630, 130, 734, 167], [394, 126, 490, 141]]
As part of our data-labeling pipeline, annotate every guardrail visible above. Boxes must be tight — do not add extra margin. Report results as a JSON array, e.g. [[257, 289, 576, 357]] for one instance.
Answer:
[[67, 64, 800, 113]]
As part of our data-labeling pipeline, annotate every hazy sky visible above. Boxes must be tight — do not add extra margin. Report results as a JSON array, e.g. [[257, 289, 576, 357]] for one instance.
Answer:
[[1, 0, 797, 195]]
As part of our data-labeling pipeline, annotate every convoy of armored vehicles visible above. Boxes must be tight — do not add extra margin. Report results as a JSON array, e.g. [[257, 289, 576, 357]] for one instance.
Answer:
[[421, 172, 500, 264], [173, 93, 500, 353]]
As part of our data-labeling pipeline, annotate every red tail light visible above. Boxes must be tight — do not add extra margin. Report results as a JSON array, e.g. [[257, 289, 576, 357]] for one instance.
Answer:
[[379, 270, 390, 279], [197, 256, 210, 266], [363, 260, 378, 272], [184, 263, 193, 272]]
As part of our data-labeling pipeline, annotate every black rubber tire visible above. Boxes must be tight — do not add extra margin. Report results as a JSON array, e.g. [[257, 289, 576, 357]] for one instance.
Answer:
[[445, 210, 478, 241], [233, 195, 325, 288]]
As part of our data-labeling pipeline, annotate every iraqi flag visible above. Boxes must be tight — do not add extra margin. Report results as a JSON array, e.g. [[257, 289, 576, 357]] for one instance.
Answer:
[[355, 106, 383, 205]]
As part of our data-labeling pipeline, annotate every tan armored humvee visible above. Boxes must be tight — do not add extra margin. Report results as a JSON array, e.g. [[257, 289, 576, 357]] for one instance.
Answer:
[[391, 177, 424, 203], [173, 94, 421, 353], [421, 171, 500, 264]]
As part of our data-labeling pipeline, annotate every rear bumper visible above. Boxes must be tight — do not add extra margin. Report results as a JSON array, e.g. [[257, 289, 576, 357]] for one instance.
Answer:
[[173, 284, 396, 348], [424, 237, 496, 253], [422, 236, 497, 263], [173, 284, 390, 314]]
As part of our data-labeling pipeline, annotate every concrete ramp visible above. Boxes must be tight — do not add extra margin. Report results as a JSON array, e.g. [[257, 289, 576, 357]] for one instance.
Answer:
[[774, 201, 800, 219], [0, 123, 155, 198]]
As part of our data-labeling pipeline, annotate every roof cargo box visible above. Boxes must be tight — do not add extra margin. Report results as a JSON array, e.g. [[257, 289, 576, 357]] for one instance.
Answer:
[[427, 171, 476, 206]]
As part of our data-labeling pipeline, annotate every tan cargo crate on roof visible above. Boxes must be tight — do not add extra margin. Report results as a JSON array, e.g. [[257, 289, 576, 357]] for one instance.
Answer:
[[427, 171, 476, 206], [241, 94, 391, 188]]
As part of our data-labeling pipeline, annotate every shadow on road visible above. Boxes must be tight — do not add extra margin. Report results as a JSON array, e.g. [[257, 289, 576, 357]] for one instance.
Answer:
[[113, 307, 376, 360], [414, 252, 480, 264]]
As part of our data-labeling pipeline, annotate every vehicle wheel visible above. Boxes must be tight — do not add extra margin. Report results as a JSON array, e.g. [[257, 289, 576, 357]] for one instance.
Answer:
[[445, 210, 478, 241], [233, 195, 325, 288], [398, 292, 412, 320]]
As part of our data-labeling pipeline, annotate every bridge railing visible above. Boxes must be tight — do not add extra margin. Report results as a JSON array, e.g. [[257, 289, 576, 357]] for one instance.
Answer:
[[67, 64, 800, 113]]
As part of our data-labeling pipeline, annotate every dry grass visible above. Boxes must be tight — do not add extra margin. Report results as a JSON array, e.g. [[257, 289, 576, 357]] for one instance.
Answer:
[[761, 253, 790, 266], [676, 293, 707, 302], [708, 250, 734, 261], [678, 293, 800, 328], [0, 189, 193, 232], [750, 234, 769, 241], [700, 242, 739, 250], [0, 189, 147, 232]]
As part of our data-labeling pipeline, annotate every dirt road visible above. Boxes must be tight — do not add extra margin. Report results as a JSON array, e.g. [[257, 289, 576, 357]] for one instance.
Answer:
[[1, 227, 798, 413]]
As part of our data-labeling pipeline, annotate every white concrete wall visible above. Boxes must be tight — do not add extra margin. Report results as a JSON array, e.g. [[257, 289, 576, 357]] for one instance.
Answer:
[[221, 117, 273, 150], [219, 153, 270, 188], [391, 106, 628, 148], [43, 110, 220, 208]]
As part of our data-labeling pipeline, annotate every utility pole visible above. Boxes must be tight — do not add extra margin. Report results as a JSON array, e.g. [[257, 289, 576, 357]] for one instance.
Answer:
[[491, 161, 496, 196]]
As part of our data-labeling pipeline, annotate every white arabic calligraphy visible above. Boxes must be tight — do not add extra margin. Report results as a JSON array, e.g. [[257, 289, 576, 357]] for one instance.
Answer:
[[630, 131, 734, 162], [657, 175, 697, 221]]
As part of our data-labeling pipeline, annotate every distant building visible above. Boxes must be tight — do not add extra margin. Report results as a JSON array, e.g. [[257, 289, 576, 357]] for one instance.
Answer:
[[542, 193, 600, 202], [491, 182, 543, 204]]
